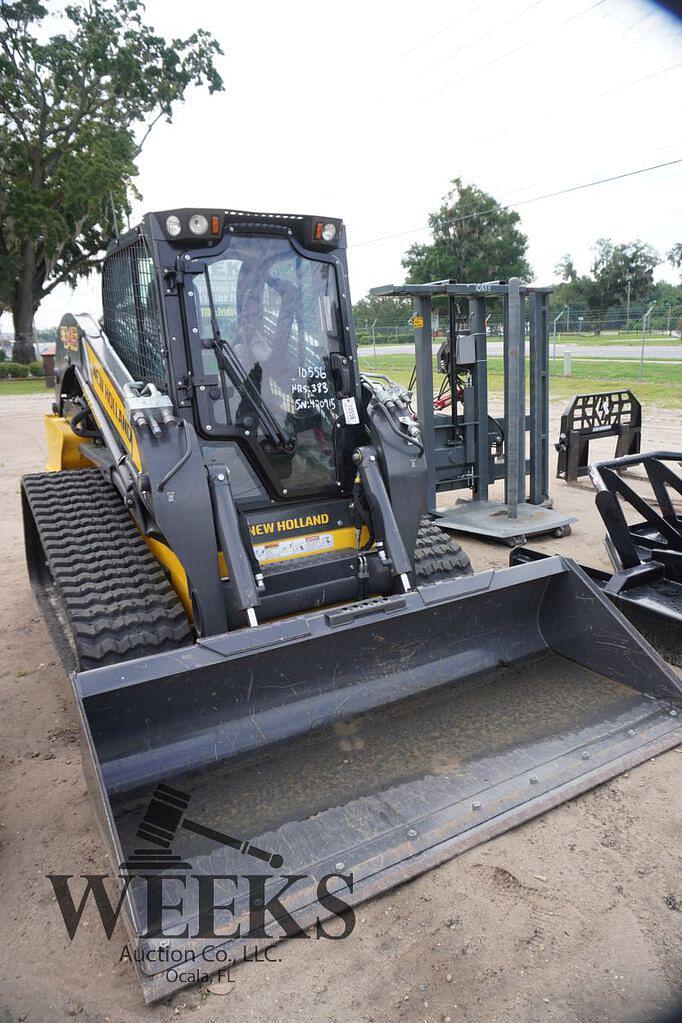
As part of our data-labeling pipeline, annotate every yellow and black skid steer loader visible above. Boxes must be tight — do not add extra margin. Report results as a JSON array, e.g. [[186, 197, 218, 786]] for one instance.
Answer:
[[22, 207, 682, 1002]]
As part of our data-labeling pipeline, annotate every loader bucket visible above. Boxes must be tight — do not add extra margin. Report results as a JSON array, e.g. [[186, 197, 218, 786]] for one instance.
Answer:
[[511, 547, 682, 667], [73, 557, 681, 1002]]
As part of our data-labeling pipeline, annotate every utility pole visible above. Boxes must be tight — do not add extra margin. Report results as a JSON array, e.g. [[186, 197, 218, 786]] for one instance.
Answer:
[[552, 308, 566, 372], [639, 303, 655, 382], [625, 279, 631, 331], [667, 303, 672, 335]]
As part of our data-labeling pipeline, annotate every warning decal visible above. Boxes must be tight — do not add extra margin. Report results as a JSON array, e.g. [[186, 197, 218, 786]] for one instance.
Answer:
[[252, 531, 335, 565]]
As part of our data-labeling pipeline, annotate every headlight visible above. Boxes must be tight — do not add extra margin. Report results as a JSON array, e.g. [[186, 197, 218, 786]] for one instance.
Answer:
[[189, 213, 209, 236], [165, 214, 182, 237], [322, 222, 337, 242]]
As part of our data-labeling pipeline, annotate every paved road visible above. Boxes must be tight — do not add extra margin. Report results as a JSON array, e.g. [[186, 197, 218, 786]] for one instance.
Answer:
[[359, 342, 682, 361]]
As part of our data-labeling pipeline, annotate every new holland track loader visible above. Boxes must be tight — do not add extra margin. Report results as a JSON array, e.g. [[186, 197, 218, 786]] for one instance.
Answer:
[[22, 207, 682, 1002]]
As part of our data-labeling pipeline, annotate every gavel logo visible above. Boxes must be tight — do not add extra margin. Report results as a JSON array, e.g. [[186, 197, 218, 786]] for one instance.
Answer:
[[120, 782, 284, 872]]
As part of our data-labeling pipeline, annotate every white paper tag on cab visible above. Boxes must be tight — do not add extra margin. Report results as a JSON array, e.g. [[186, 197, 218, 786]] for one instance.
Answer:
[[341, 396, 360, 425]]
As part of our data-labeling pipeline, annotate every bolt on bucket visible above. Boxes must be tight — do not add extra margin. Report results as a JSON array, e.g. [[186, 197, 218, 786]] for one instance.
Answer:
[[72, 556, 681, 1002]]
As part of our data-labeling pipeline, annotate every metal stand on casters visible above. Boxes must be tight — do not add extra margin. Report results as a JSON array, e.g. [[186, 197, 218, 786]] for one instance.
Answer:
[[370, 277, 574, 545]]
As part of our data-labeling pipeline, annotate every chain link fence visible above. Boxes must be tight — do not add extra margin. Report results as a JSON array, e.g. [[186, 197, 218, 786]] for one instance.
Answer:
[[355, 301, 682, 346]]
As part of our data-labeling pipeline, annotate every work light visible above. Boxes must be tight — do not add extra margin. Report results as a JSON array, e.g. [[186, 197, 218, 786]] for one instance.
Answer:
[[165, 214, 181, 237], [189, 213, 209, 236]]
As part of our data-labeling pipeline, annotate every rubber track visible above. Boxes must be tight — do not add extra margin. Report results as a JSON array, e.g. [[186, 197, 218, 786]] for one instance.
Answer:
[[22, 469, 191, 669], [414, 516, 473, 582]]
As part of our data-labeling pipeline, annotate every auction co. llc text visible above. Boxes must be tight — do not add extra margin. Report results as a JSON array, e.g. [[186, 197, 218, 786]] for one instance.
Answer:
[[120, 941, 281, 982]]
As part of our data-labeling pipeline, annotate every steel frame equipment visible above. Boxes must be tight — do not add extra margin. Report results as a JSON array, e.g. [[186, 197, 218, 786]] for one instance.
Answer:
[[556, 389, 641, 483], [370, 278, 574, 544], [588, 449, 682, 664], [512, 450, 682, 667]]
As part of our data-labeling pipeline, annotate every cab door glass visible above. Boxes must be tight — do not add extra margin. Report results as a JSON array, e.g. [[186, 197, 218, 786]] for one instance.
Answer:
[[190, 237, 345, 494]]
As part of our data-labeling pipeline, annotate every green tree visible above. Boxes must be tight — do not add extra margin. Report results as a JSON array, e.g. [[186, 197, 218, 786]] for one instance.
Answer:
[[649, 278, 682, 333], [0, 0, 223, 362], [668, 243, 682, 282], [353, 294, 412, 328], [590, 238, 658, 309], [555, 254, 577, 283], [553, 239, 659, 330], [401, 178, 532, 286], [649, 279, 682, 306]]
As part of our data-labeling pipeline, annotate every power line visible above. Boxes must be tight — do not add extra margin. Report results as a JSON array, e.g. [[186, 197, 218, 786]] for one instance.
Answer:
[[484, 59, 682, 154], [421, 0, 607, 102], [562, 0, 607, 24], [598, 59, 682, 98], [350, 158, 682, 249], [401, 3, 480, 59], [422, 0, 546, 74]]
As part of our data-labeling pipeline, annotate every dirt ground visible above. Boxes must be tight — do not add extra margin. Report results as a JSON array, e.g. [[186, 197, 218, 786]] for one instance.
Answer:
[[0, 393, 680, 1023]]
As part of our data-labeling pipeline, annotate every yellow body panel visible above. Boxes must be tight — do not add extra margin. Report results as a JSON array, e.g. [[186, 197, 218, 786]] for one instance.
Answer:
[[84, 341, 141, 469], [144, 536, 194, 621], [44, 415, 95, 472]]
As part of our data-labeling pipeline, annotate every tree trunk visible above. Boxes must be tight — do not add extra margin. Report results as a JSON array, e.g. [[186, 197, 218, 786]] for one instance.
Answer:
[[12, 306, 37, 363], [12, 239, 38, 363]]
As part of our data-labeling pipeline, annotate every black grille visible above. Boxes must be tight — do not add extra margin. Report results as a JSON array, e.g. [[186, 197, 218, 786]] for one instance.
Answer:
[[102, 238, 167, 389]]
